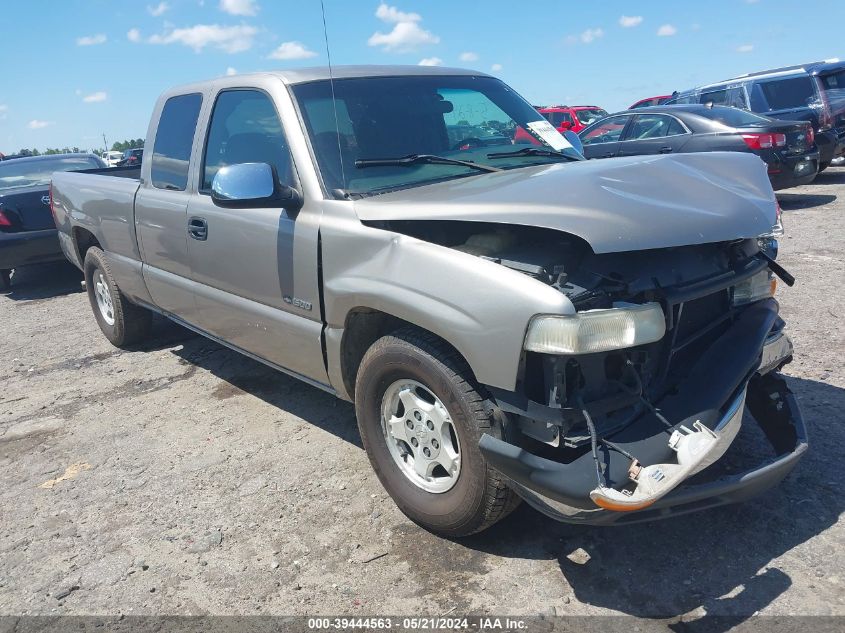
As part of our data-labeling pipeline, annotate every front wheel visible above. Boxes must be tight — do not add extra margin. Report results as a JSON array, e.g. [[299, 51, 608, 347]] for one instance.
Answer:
[[818, 161, 829, 173], [355, 328, 520, 537], [0, 269, 10, 292], [84, 247, 151, 347]]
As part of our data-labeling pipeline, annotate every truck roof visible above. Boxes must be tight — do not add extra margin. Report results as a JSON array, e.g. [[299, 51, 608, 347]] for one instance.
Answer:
[[168, 65, 493, 95]]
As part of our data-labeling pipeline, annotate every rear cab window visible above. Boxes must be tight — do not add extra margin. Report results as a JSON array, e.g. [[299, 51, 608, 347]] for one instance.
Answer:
[[151, 93, 203, 191]]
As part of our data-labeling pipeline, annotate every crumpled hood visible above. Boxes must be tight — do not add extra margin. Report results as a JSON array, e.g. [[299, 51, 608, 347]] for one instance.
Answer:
[[353, 152, 777, 253]]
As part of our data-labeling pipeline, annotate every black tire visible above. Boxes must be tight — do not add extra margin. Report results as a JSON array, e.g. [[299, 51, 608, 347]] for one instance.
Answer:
[[355, 327, 520, 537], [0, 269, 10, 292], [819, 161, 829, 173], [84, 247, 151, 347]]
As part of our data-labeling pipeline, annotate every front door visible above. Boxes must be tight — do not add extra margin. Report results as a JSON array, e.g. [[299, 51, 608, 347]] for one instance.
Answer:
[[580, 114, 631, 159], [185, 88, 327, 384], [617, 114, 691, 157]]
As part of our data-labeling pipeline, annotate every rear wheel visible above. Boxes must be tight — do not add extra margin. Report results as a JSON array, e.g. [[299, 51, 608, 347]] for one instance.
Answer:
[[0, 269, 10, 292], [84, 247, 151, 347], [354, 327, 520, 537]]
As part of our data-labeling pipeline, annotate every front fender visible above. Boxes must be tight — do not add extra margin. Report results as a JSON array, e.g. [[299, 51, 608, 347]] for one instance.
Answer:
[[322, 219, 573, 391]]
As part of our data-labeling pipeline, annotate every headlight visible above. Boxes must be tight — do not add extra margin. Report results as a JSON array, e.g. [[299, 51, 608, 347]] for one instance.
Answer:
[[524, 302, 666, 354], [732, 270, 776, 306]]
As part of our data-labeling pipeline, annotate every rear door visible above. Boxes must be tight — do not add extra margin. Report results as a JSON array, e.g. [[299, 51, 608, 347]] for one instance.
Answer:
[[617, 114, 691, 156], [579, 114, 631, 159], [135, 92, 204, 321], [185, 87, 327, 383]]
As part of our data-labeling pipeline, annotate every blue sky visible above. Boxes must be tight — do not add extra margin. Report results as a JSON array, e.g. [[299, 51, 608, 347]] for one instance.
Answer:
[[1, 0, 843, 153]]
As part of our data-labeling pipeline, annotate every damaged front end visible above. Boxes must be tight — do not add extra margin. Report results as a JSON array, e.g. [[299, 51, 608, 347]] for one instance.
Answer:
[[464, 228, 807, 524]]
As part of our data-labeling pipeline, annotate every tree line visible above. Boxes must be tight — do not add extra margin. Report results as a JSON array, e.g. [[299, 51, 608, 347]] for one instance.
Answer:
[[9, 139, 144, 158], [109, 139, 145, 152]]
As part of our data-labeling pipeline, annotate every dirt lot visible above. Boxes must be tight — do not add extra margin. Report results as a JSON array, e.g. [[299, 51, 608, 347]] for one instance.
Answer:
[[1, 169, 843, 622]]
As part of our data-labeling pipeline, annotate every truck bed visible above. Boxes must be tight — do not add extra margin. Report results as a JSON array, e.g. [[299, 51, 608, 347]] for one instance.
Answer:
[[79, 165, 141, 180], [50, 166, 144, 270]]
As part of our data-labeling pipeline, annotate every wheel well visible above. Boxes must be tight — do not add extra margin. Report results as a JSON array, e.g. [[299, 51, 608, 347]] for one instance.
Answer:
[[73, 227, 100, 264], [339, 308, 470, 401]]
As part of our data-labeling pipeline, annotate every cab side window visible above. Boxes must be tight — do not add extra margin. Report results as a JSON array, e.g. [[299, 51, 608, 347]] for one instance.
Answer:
[[151, 93, 203, 191], [202, 90, 294, 192]]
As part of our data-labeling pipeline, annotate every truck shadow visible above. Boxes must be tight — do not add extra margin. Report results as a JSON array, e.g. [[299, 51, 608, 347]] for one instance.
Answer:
[[0, 261, 83, 301], [776, 192, 837, 211], [461, 375, 844, 627], [167, 335, 361, 448]]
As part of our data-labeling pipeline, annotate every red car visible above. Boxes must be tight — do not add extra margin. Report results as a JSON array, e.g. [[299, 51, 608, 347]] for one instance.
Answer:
[[629, 95, 673, 109], [536, 105, 608, 133]]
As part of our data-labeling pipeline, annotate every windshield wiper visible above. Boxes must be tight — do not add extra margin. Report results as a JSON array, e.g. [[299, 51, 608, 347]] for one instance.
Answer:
[[487, 147, 579, 161], [354, 154, 502, 173]]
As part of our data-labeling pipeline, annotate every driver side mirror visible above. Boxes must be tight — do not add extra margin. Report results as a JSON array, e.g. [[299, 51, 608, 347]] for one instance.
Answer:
[[560, 121, 573, 130], [211, 162, 302, 211]]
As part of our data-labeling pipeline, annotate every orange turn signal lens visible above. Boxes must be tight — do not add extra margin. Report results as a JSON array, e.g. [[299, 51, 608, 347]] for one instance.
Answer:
[[590, 495, 657, 513]]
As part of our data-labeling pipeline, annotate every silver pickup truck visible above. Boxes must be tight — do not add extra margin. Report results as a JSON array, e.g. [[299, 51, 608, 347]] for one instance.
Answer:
[[51, 66, 806, 536]]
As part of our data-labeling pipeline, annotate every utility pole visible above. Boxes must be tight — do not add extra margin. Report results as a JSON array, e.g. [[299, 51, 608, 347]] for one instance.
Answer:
[[102, 133, 108, 155]]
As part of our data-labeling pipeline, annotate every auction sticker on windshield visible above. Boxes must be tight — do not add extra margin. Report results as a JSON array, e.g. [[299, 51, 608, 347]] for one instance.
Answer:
[[526, 119, 573, 151]]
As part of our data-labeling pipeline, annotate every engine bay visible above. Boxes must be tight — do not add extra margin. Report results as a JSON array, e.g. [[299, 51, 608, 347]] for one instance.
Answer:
[[373, 218, 769, 455]]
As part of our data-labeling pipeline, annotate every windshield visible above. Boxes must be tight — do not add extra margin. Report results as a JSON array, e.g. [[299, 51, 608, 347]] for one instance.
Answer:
[[293, 75, 581, 196], [575, 108, 608, 125], [0, 156, 101, 190]]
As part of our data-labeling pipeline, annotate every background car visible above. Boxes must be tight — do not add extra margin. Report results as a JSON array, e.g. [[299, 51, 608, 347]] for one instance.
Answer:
[[629, 95, 673, 109], [0, 153, 105, 289], [103, 150, 124, 167], [116, 148, 143, 166], [578, 105, 819, 190], [537, 105, 608, 133], [668, 60, 845, 170]]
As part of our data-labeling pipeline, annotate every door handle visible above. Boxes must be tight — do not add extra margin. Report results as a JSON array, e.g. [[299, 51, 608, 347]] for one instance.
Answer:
[[659, 146, 674, 154], [188, 216, 208, 241]]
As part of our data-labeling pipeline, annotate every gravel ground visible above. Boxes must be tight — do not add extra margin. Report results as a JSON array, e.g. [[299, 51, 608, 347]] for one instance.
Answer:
[[1, 169, 843, 621]]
